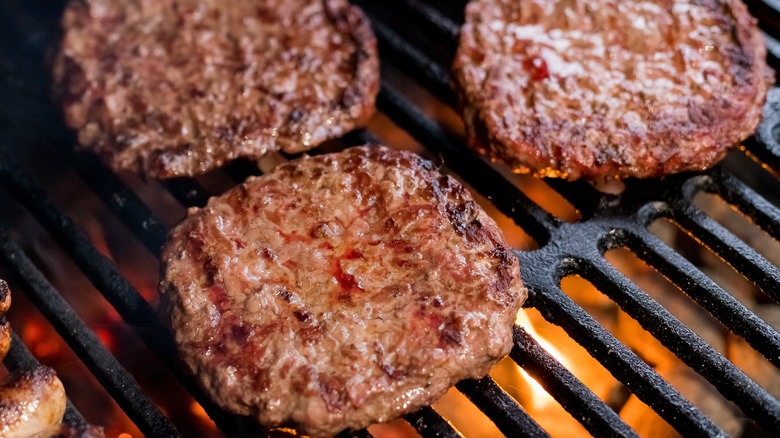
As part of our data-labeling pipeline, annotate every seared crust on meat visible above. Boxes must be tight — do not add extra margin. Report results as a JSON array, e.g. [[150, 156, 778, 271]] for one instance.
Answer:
[[0, 280, 10, 361], [52, 0, 379, 179], [0, 280, 101, 438], [160, 146, 526, 437], [453, 0, 774, 180], [0, 321, 9, 364], [0, 367, 67, 438], [0, 280, 10, 317]]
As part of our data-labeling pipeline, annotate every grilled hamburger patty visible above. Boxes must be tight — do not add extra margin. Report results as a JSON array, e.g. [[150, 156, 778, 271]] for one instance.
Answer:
[[160, 146, 526, 437], [52, 0, 378, 179], [453, 0, 773, 180]]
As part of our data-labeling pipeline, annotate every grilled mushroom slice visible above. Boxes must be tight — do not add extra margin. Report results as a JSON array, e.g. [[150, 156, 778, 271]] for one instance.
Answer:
[[0, 367, 67, 438]]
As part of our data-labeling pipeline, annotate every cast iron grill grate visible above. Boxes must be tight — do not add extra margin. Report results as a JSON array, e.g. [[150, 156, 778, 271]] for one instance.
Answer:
[[0, 0, 779, 437]]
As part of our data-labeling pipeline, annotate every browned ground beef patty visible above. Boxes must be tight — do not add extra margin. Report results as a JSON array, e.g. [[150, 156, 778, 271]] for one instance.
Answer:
[[159, 146, 526, 437], [453, 0, 773, 180], [52, 0, 378, 179]]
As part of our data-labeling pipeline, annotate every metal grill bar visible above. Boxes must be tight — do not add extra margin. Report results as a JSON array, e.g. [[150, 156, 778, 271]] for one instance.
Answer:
[[65, 149, 169, 254], [714, 172, 780, 239], [456, 377, 549, 437], [377, 82, 555, 242], [520, 265, 723, 437], [404, 406, 461, 438], [0, 151, 266, 436], [587, 251, 780, 432], [749, 89, 780, 168], [370, 16, 455, 107], [673, 201, 780, 303], [403, 0, 460, 41], [0, 229, 180, 437], [510, 327, 639, 438], [628, 223, 780, 367], [0, 152, 167, 348]]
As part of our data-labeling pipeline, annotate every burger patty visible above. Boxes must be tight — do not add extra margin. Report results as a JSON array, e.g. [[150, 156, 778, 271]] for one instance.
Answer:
[[453, 0, 773, 180], [52, 0, 379, 179], [159, 146, 526, 437]]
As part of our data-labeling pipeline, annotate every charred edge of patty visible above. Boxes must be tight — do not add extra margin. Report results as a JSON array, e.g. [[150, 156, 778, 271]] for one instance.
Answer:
[[0, 279, 9, 317], [452, 0, 774, 180], [0, 321, 10, 363], [50, 0, 88, 114], [426, 168, 521, 308], [321, 0, 380, 135], [158, 146, 523, 423], [0, 280, 9, 362]]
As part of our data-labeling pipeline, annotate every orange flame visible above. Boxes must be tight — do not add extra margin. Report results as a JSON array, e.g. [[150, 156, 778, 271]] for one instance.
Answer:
[[189, 401, 218, 432], [515, 310, 572, 410]]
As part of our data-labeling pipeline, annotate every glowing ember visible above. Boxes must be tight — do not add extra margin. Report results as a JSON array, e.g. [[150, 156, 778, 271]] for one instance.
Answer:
[[22, 319, 61, 359]]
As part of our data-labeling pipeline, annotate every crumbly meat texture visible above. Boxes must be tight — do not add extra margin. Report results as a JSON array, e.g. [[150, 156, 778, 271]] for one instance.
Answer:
[[52, 0, 379, 179], [453, 0, 774, 180], [0, 279, 10, 316], [159, 146, 526, 437]]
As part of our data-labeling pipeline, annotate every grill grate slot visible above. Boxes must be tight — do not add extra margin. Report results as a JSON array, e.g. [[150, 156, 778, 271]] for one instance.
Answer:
[[404, 407, 461, 438], [521, 269, 723, 437], [510, 327, 641, 438], [586, 255, 780, 432], [456, 377, 549, 437], [671, 195, 780, 303], [625, 224, 780, 366], [377, 82, 556, 241], [65, 150, 169, 254]]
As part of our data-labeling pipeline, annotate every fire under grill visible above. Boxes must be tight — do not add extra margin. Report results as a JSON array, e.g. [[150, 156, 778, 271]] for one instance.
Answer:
[[1, 0, 779, 437]]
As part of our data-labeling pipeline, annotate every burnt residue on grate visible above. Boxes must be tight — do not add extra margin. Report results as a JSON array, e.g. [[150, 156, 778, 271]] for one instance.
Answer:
[[0, 0, 779, 437]]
